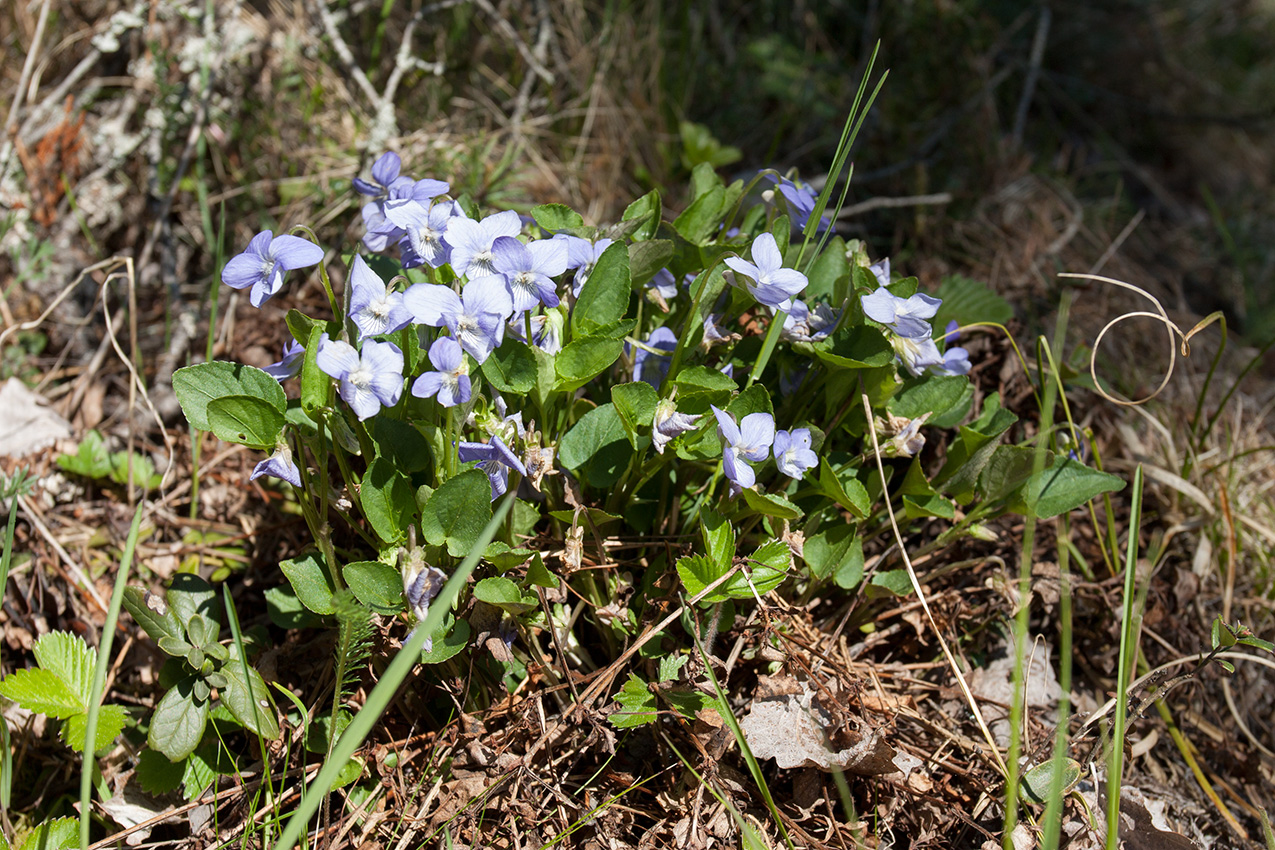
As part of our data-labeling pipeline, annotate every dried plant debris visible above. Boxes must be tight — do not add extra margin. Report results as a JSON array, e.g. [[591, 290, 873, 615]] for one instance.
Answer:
[[740, 677, 922, 779]]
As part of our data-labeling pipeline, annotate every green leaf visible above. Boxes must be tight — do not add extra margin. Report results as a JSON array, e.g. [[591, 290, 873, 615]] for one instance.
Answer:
[[344, 561, 405, 614], [814, 326, 894, 369], [206, 394, 285, 449], [361, 457, 417, 545], [180, 747, 216, 800], [629, 240, 675, 287], [934, 275, 1014, 329], [621, 190, 661, 241], [742, 489, 802, 520], [483, 542, 537, 571], [726, 384, 773, 420], [804, 236, 849, 301], [609, 674, 658, 728], [735, 539, 792, 599], [279, 552, 336, 616], [264, 585, 324, 630], [612, 381, 659, 446], [369, 418, 431, 473], [525, 553, 560, 590], [555, 336, 626, 391], [472, 577, 538, 616], [658, 654, 688, 683], [56, 430, 111, 479], [420, 469, 492, 557], [172, 362, 287, 431], [680, 123, 742, 170], [420, 617, 471, 665], [18, 818, 78, 850], [818, 459, 870, 518], [299, 324, 327, 419], [572, 242, 631, 337], [673, 184, 725, 245], [0, 668, 81, 719], [676, 554, 727, 603], [803, 523, 864, 589], [1015, 456, 1125, 519], [62, 704, 127, 754], [557, 403, 633, 488], [979, 445, 1046, 502], [482, 340, 537, 395], [1019, 757, 1082, 804], [148, 677, 208, 762], [889, 375, 970, 422], [869, 569, 913, 597], [166, 573, 220, 629], [701, 510, 735, 573], [531, 203, 584, 232], [220, 664, 280, 741], [135, 747, 186, 795], [673, 365, 736, 393]]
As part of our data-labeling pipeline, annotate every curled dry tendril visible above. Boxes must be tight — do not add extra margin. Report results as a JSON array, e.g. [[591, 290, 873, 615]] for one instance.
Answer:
[[1059, 272, 1225, 407]]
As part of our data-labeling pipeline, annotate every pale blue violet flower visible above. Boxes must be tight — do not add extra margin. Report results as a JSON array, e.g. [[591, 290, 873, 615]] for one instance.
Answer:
[[383, 199, 454, 269], [773, 428, 817, 479], [860, 286, 942, 339], [557, 235, 614, 297], [222, 230, 324, 308], [770, 176, 830, 234], [711, 405, 775, 493], [263, 339, 304, 381], [250, 445, 301, 488], [403, 275, 512, 363], [412, 337, 471, 407], [633, 327, 678, 387], [724, 232, 807, 312], [357, 153, 448, 252], [403, 560, 447, 651], [652, 399, 701, 454], [353, 151, 411, 198], [443, 210, 521, 278], [507, 310, 563, 354], [781, 299, 840, 343], [492, 235, 569, 313], [935, 319, 971, 376], [348, 255, 412, 339], [868, 257, 890, 288], [459, 435, 527, 500], [315, 335, 404, 420], [892, 334, 946, 378]]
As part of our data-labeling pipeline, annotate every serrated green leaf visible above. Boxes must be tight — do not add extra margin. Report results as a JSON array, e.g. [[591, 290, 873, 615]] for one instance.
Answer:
[[264, 584, 324, 630], [869, 569, 913, 597], [934, 275, 1014, 328], [62, 704, 127, 754], [612, 381, 659, 446], [344, 560, 405, 614], [18, 817, 77, 850], [32, 631, 94, 710], [0, 668, 82, 718], [279, 552, 336, 616], [701, 510, 735, 573], [56, 430, 112, 479], [676, 554, 728, 604], [609, 674, 658, 728], [658, 654, 688, 684], [172, 362, 286, 431], [420, 469, 492, 557], [148, 677, 208, 762]]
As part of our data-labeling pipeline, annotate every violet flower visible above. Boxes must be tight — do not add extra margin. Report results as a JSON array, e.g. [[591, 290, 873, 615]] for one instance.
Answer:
[[652, 399, 700, 455], [348, 255, 412, 340], [860, 287, 942, 340], [222, 230, 324, 308], [383, 199, 454, 269], [250, 445, 301, 488], [781, 299, 840, 343], [263, 339, 304, 381], [459, 435, 528, 500], [411, 337, 471, 407], [724, 232, 807, 312], [711, 405, 775, 493], [770, 176, 830, 234], [443, 210, 521, 278], [492, 235, 569, 313], [403, 561, 447, 651], [315, 335, 404, 420], [772, 428, 817, 479], [632, 327, 678, 387], [403, 275, 513, 363]]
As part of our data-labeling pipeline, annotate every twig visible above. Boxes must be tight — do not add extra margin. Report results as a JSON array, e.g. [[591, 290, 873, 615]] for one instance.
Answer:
[[0, 0, 53, 185], [1011, 5, 1051, 150], [835, 192, 953, 219]]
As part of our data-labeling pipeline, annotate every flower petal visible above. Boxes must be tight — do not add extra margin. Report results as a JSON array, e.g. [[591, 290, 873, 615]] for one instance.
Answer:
[[404, 283, 461, 327], [269, 235, 324, 270], [315, 336, 360, 380]]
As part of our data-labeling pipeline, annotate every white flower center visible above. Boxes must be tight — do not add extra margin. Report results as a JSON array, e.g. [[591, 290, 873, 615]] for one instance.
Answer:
[[368, 293, 392, 321], [471, 250, 495, 275], [348, 364, 374, 389]]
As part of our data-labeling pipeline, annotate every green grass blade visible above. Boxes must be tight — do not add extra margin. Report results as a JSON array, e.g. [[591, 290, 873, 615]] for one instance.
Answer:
[[80, 502, 145, 850], [272, 493, 516, 850]]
